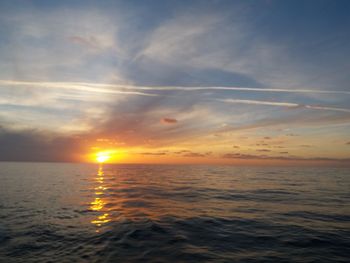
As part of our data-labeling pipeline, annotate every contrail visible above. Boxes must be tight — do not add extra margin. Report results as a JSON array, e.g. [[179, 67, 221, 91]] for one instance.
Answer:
[[2, 80, 350, 113], [219, 99, 299, 107], [116, 85, 350, 95], [82, 83, 350, 95], [0, 80, 158, 97], [1, 80, 350, 95], [219, 99, 350, 113], [305, 105, 350, 113]]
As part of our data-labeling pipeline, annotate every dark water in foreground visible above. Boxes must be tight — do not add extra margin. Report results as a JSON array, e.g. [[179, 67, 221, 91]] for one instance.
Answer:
[[0, 163, 349, 262]]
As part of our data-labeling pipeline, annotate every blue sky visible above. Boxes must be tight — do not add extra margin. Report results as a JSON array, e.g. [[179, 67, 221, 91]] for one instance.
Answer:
[[0, 0, 349, 164]]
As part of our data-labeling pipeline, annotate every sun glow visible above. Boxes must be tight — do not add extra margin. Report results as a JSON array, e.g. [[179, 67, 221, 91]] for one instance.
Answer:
[[92, 150, 123, 163], [96, 151, 113, 163], [87, 147, 130, 164], [97, 154, 110, 163]]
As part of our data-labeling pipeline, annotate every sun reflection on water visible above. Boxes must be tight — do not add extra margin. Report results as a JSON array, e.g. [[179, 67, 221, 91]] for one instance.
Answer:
[[89, 165, 110, 232]]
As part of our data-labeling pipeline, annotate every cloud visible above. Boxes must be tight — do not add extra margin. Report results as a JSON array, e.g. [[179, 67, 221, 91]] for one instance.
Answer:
[[173, 150, 191, 154], [160, 118, 178, 124], [89, 94, 216, 148], [182, 151, 212, 158], [219, 99, 350, 113], [222, 153, 268, 159], [286, 133, 299, 137], [136, 4, 350, 91], [0, 80, 158, 97], [69, 36, 101, 49], [305, 105, 350, 113], [0, 6, 122, 82], [256, 149, 271, 152], [2, 1, 350, 91], [216, 112, 350, 135], [139, 150, 212, 158], [1, 78, 349, 160], [140, 152, 167, 156], [222, 152, 350, 162], [118, 85, 350, 95], [69, 34, 115, 51], [0, 128, 87, 162], [5, 80, 350, 96]]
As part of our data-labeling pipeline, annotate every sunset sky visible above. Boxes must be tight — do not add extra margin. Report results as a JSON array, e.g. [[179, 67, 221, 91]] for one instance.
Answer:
[[0, 0, 350, 165]]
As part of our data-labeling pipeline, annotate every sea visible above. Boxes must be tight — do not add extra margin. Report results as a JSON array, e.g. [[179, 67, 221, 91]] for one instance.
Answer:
[[0, 162, 349, 262]]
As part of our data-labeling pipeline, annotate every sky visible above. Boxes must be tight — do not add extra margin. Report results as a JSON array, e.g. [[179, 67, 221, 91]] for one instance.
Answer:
[[0, 0, 350, 165]]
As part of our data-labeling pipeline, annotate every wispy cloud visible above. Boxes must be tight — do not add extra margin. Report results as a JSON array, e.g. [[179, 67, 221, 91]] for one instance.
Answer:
[[181, 151, 212, 158], [222, 152, 350, 163], [0, 80, 158, 97], [216, 113, 350, 135], [139, 152, 167, 156], [304, 105, 350, 113], [2, 80, 350, 95], [300, 145, 312, 148], [2, 80, 350, 113], [256, 149, 271, 152], [128, 86, 350, 95], [219, 99, 350, 113], [160, 118, 178, 124]]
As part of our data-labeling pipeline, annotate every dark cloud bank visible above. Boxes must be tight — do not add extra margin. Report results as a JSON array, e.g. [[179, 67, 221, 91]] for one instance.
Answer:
[[0, 128, 86, 162]]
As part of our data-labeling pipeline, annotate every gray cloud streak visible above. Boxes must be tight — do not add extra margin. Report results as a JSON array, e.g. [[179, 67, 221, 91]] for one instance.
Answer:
[[219, 99, 350, 113], [2, 80, 350, 95], [222, 152, 350, 163], [0, 128, 87, 162]]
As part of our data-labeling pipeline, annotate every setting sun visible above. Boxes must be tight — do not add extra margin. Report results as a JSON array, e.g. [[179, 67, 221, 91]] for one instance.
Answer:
[[92, 150, 125, 163], [97, 155, 109, 163], [96, 151, 112, 163]]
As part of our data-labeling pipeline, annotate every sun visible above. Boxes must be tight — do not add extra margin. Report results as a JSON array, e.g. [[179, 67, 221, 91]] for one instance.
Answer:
[[96, 152, 111, 163], [90, 149, 126, 163]]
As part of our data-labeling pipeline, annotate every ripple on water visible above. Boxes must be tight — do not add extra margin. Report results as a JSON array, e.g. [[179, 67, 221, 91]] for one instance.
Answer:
[[0, 163, 349, 262]]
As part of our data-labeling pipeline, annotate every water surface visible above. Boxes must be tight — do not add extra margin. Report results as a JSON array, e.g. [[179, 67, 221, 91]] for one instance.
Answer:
[[0, 163, 349, 262]]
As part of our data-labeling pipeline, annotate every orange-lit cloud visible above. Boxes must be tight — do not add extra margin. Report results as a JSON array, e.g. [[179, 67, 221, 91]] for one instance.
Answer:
[[160, 118, 178, 124]]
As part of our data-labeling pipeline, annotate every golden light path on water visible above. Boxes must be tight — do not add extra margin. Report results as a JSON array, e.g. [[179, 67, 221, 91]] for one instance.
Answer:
[[83, 159, 350, 255], [90, 165, 110, 232]]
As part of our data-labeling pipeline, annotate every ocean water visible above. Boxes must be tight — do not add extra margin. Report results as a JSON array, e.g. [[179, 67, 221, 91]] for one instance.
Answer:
[[0, 163, 349, 262]]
